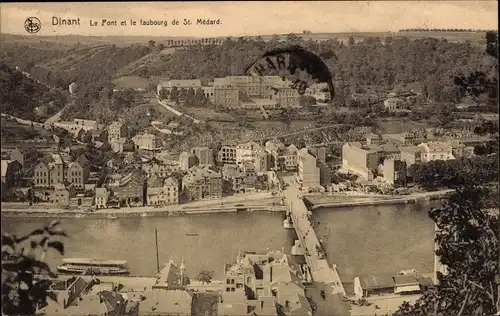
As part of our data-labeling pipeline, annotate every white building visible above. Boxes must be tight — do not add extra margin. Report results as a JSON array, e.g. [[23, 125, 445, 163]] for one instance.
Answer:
[[94, 188, 109, 209], [417, 142, 455, 162], [235, 141, 262, 166]]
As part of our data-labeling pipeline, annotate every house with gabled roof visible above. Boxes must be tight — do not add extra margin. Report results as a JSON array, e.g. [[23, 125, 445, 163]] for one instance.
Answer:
[[219, 249, 311, 316], [111, 169, 146, 206], [146, 175, 179, 206], [37, 276, 137, 316]]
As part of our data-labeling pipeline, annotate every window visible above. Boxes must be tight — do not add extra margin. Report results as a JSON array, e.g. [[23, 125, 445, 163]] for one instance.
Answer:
[[226, 287, 230, 292], [230, 288, 235, 292], [231, 279, 235, 284], [226, 279, 230, 284]]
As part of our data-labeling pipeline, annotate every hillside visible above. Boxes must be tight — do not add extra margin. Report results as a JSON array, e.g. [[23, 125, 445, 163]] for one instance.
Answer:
[[132, 35, 497, 105], [2, 41, 153, 90], [0, 62, 68, 121], [1, 32, 496, 124]]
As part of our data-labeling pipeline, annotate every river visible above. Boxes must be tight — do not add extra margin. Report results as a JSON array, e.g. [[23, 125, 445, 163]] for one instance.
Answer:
[[1, 201, 440, 281]]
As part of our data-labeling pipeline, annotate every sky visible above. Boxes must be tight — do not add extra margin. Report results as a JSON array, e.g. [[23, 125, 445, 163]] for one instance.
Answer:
[[1, 1, 498, 37]]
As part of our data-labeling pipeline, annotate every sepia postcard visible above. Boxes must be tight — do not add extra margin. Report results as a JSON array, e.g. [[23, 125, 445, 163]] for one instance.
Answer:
[[0, 2, 498, 316]]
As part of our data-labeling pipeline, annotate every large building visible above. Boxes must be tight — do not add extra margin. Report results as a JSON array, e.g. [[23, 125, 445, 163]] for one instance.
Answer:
[[253, 148, 270, 173], [296, 148, 331, 190], [182, 166, 222, 201], [219, 250, 312, 316], [218, 145, 237, 165], [381, 159, 407, 187], [33, 154, 89, 189], [400, 146, 423, 167], [1, 160, 22, 193], [214, 76, 283, 98], [179, 152, 199, 171], [235, 141, 263, 166], [132, 133, 163, 151], [400, 141, 456, 167], [213, 85, 240, 108], [157, 79, 203, 95], [306, 144, 326, 164], [107, 121, 128, 142], [342, 138, 401, 181], [158, 76, 298, 109], [271, 84, 300, 108], [417, 142, 455, 162], [265, 139, 286, 170], [53, 119, 102, 137], [353, 273, 433, 299], [146, 175, 179, 206], [111, 169, 146, 206], [191, 146, 214, 166]]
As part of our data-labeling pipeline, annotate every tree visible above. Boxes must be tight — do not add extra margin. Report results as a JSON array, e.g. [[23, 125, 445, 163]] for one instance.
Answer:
[[394, 187, 499, 316], [299, 95, 317, 107], [485, 31, 498, 58], [148, 40, 156, 50], [185, 87, 195, 105], [196, 270, 214, 285], [194, 88, 205, 106], [81, 130, 93, 144], [169, 87, 179, 102], [2, 220, 67, 315]]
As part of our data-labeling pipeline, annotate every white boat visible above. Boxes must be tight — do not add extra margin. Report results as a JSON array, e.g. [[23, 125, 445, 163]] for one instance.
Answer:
[[283, 213, 294, 229], [283, 218, 294, 229], [57, 258, 130, 275]]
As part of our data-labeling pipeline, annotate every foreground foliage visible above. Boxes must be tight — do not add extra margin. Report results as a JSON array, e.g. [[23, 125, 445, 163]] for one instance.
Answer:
[[395, 186, 499, 316], [1, 220, 67, 315]]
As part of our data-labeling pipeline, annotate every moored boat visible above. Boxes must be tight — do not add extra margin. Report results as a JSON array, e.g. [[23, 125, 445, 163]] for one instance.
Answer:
[[57, 258, 130, 275], [283, 212, 294, 229]]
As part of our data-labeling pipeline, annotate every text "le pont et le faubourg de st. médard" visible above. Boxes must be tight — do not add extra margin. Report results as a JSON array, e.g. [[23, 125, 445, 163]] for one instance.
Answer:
[[52, 16, 222, 27]]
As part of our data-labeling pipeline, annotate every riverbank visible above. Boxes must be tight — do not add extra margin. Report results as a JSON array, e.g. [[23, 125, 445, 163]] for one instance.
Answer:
[[0, 205, 287, 218], [0, 190, 453, 218], [305, 189, 454, 210]]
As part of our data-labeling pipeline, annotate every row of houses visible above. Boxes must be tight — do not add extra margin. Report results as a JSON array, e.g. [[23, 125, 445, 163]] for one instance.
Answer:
[[341, 132, 477, 186], [36, 249, 311, 316], [219, 249, 312, 316], [157, 77, 324, 109], [53, 117, 169, 154], [179, 140, 331, 192], [38, 257, 193, 315]]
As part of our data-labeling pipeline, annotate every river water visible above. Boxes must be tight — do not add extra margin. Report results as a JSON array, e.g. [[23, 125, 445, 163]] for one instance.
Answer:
[[1, 201, 439, 281]]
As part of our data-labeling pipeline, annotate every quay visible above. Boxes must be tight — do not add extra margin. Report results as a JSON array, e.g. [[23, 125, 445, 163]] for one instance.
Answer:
[[281, 176, 346, 297], [0, 205, 286, 218], [307, 189, 454, 210]]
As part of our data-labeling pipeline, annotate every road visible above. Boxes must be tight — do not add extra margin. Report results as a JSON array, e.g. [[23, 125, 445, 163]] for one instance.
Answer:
[[2, 191, 282, 214], [281, 176, 351, 315], [1, 113, 53, 130], [308, 189, 455, 209], [156, 96, 203, 124]]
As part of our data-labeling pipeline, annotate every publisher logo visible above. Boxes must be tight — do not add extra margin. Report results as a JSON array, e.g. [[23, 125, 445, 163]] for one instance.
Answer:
[[25, 17, 41, 34]]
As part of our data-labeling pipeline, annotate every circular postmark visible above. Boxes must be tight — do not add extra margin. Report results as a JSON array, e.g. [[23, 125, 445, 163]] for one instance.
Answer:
[[246, 45, 335, 100], [24, 17, 41, 34]]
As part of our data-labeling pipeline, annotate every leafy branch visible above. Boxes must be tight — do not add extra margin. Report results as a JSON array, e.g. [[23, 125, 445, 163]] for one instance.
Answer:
[[2, 220, 67, 316]]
